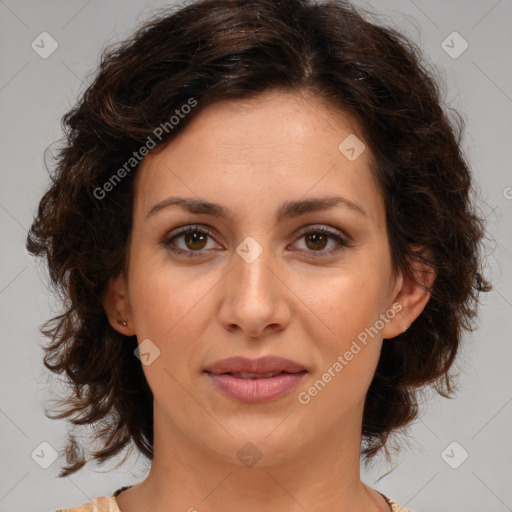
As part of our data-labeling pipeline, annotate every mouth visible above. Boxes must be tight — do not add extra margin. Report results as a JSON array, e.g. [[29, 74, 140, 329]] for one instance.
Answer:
[[203, 356, 307, 403], [215, 370, 305, 379], [204, 355, 307, 375]]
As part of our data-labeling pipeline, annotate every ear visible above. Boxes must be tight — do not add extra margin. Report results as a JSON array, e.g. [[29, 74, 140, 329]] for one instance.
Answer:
[[102, 272, 136, 336], [382, 246, 436, 339]]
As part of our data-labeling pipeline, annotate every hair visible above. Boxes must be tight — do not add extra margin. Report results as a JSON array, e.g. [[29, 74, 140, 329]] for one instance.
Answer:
[[26, 0, 491, 477]]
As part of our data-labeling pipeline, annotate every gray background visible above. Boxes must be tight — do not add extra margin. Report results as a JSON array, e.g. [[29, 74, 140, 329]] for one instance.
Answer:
[[0, 1, 511, 511]]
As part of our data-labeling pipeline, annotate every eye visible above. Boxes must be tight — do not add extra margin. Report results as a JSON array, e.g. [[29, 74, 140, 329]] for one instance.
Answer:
[[161, 225, 221, 258], [161, 224, 349, 258], [291, 225, 349, 257]]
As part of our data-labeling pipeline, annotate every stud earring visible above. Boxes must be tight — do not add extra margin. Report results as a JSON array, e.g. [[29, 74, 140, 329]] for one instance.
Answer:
[[401, 325, 408, 332], [118, 319, 128, 327]]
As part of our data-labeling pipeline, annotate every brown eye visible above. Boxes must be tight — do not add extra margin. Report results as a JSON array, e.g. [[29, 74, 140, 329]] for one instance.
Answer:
[[162, 224, 349, 259], [161, 225, 220, 258], [183, 231, 208, 250], [304, 233, 329, 251], [292, 226, 349, 257]]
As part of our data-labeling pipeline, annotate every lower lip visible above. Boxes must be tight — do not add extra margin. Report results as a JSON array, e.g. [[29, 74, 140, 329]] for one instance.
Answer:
[[206, 372, 306, 403]]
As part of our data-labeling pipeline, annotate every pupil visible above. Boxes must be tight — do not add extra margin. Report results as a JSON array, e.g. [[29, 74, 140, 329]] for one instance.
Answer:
[[186, 232, 206, 250], [307, 233, 327, 250]]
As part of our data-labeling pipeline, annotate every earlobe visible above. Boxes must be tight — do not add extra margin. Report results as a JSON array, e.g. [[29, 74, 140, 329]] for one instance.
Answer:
[[382, 248, 436, 339], [102, 272, 136, 336]]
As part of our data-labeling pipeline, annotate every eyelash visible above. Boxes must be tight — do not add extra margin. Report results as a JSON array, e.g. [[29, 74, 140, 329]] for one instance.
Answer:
[[161, 224, 349, 259]]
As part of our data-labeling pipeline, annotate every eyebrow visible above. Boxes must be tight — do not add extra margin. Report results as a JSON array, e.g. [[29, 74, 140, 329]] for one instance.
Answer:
[[146, 195, 367, 221]]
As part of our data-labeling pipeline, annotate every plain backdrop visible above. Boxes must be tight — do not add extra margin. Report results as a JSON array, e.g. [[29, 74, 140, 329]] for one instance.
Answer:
[[1, 1, 511, 511]]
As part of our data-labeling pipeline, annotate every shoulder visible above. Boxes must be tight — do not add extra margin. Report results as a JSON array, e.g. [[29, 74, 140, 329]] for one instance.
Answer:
[[389, 499, 416, 512], [55, 495, 121, 512], [380, 492, 415, 512], [55, 485, 130, 511]]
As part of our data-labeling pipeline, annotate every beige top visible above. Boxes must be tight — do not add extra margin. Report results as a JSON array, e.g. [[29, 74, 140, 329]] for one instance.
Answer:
[[56, 485, 414, 512]]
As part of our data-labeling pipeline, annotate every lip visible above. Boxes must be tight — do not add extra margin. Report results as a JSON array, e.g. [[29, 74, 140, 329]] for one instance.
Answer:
[[204, 356, 307, 403], [204, 355, 306, 375]]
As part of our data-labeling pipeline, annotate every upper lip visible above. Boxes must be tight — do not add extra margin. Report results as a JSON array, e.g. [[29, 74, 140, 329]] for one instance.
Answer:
[[204, 356, 307, 375]]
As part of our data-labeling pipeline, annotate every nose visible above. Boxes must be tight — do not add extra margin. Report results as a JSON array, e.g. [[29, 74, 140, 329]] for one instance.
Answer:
[[217, 238, 292, 338]]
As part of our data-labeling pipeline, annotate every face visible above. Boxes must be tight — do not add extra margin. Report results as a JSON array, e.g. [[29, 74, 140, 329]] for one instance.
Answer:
[[107, 89, 415, 467]]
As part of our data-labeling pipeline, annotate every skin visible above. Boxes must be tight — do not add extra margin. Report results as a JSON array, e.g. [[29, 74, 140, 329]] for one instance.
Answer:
[[104, 89, 433, 512]]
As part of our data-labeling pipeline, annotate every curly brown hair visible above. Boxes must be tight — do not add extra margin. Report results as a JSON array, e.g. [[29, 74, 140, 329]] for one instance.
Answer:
[[26, 0, 491, 477]]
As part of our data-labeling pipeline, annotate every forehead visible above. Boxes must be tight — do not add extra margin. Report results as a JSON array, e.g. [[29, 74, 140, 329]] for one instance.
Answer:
[[134, 89, 385, 229]]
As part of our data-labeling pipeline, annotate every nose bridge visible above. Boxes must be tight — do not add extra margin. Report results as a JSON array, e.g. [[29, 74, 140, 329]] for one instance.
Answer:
[[233, 234, 276, 301], [219, 233, 290, 337]]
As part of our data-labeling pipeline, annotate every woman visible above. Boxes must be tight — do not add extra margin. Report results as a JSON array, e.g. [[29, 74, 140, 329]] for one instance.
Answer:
[[26, 0, 490, 511]]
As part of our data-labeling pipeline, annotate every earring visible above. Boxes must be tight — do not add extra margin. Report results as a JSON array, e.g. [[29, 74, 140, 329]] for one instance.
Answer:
[[401, 325, 408, 332], [118, 319, 127, 327]]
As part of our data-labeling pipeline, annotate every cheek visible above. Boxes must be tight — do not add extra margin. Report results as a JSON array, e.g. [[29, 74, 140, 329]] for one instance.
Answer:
[[298, 256, 392, 399], [128, 246, 216, 338], [295, 276, 386, 424], [127, 263, 219, 403], [127, 256, 225, 385], [305, 270, 388, 348]]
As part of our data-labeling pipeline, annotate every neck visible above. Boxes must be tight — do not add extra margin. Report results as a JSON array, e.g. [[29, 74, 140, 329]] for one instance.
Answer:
[[117, 403, 390, 512]]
